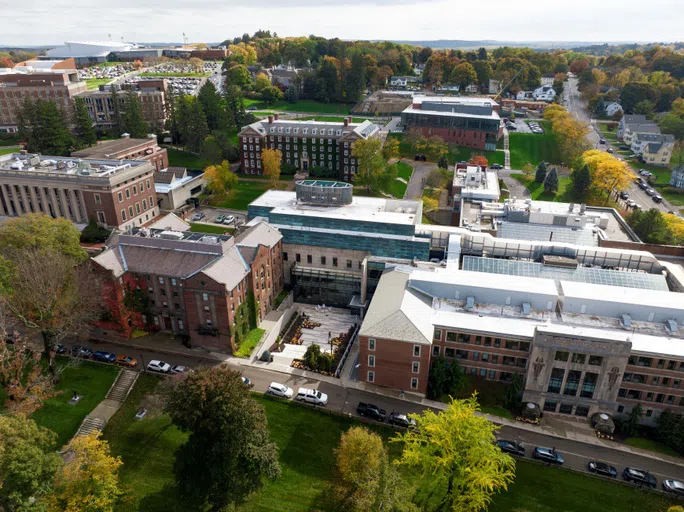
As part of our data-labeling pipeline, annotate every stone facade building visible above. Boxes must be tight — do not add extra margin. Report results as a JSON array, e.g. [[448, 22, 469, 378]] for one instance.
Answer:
[[72, 134, 169, 171]]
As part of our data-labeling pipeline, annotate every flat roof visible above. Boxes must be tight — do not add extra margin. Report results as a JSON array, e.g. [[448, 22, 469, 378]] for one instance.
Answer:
[[0, 153, 147, 178], [72, 138, 155, 158], [560, 280, 684, 310], [402, 104, 500, 121], [499, 221, 599, 246], [411, 95, 499, 107], [250, 190, 420, 226]]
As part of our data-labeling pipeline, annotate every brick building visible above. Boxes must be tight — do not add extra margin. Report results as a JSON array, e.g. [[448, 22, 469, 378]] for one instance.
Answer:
[[400, 96, 502, 151], [0, 59, 86, 132], [237, 115, 380, 181], [72, 134, 168, 171], [91, 221, 284, 352], [0, 152, 158, 229]]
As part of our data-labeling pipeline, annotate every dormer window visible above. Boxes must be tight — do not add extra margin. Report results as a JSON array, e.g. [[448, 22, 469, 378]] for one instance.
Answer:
[[336, 130, 341, 136], [312, 128, 317, 135], [286, 128, 291, 133], [303, 128, 308, 134], [293, 128, 299, 134], [269, 127, 275, 133]]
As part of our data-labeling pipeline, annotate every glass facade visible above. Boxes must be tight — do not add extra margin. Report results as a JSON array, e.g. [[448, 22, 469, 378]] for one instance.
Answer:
[[292, 266, 361, 307]]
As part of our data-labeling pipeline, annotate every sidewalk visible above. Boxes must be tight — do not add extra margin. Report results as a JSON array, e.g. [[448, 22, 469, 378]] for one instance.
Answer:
[[90, 330, 684, 468]]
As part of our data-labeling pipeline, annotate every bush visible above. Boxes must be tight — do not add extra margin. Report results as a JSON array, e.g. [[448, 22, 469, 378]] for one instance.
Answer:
[[281, 162, 297, 175], [309, 165, 337, 178], [80, 219, 111, 243]]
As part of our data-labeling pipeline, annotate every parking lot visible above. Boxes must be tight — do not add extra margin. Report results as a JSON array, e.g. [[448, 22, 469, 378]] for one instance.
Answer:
[[191, 207, 247, 226]]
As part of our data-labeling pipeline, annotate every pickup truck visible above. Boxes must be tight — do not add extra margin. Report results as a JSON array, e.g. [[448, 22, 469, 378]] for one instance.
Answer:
[[356, 402, 387, 422]]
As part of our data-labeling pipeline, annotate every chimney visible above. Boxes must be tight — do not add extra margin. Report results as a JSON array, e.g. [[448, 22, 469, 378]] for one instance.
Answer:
[[273, 113, 279, 121], [348, 115, 353, 124], [343, 118, 349, 127], [268, 115, 274, 124]]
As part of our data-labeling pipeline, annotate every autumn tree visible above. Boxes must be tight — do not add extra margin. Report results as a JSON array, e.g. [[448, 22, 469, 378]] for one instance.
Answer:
[[353, 137, 388, 193], [0, 414, 63, 511], [330, 426, 417, 512], [469, 153, 488, 167], [254, 72, 271, 92], [522, 163, 534, 181], [204, 160, 238, 197], [188, 57, 204, 73], [165, 366, 281, 510], [392, 396, 515, 512], [48, 432, 124, 512], [450, 62, 478, 91], [382, 137, 400, 161], [261, 148, 283, 187], [0, 215, 101, 376], [581, 149, 632, 200]]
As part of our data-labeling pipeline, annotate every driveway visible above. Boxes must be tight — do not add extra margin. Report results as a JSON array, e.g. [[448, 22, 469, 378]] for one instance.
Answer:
[[499, 169, 530, 199], [403, 160, 436, 200]]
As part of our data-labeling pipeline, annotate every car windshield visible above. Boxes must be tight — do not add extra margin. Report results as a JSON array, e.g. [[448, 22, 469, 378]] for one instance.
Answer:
[[314, 391, 322, 398]]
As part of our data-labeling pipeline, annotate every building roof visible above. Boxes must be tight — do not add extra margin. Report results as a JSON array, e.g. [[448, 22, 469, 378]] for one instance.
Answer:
[[0, 153, 150, 181], [359, 269, 434, 345], [240, 118, 379, 140], [635, 133, 674, 143], [154, 167, 187, 184], [93, 245, 217, 279], [148, 213, 190, 232], [72, 137, 156, 159], [622, 114, 647, 125], [235, 220, 282, 249], [199, 247, 249, 289], [628, 123, 661, 135]]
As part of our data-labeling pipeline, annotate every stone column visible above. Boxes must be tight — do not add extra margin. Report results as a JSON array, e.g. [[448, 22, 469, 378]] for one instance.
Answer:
[[28, 186, 41, 214], [0, 184, 8, 216], [38, 187, 51, 216], [78, 190, 89, 222], [3, 185, 16, 216], [58, 189, 72, 220], [68, 189, 82, 223], [49, 188, 62, 218], [18, 185, 31, 213]]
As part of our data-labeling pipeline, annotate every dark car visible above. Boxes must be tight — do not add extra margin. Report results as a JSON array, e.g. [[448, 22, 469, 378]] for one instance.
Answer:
[[588, 461, 617, 478], [662, 479, 684, 496], [93, 350, 116, 363], [532, 447, 564, 465], [388, 411, 417, 429], [356, 402, 387, 422], [414, 154, 427, 161], [607, 147, 614, 154], [490, 163, 504, 170], [619, 191, 629, 200], [55, 343, 67, 355], [622, 467, 657, 488], [496, 440, 525, 457], [70, 345, 92, 358], [599, 138, 606, 144], [619, 145, 630, 150]]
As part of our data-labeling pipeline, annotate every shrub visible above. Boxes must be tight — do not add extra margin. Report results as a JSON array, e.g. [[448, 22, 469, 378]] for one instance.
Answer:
[[80, 219, 111, 243]]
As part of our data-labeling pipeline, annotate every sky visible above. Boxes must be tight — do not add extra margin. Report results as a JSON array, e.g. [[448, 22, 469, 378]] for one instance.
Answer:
[[3, 0, 683, 47]]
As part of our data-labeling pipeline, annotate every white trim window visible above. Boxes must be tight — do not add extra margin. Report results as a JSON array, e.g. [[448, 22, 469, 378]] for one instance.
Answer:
[[368, 338, 376, 350], [411, 378, 418, 389], [412, 361, 420, 374], [368, 371, 375, 382], [368, 355, 375, 367], [413, 345, 421, 357]]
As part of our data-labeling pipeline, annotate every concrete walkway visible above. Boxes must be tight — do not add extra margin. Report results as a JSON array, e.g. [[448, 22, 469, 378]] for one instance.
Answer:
[[502, 127, 511, 170], [403, 160, 436, 200]]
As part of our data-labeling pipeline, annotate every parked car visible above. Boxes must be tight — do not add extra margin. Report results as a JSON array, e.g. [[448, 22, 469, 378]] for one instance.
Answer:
[[387, 411, 417, 428], [490, 163, 503, 170], [147, 360, 171, 373], [414, 154, 427, 161], [170, 365, 189, 374], [507, 123, 518, 130], [638, 181, 648, 190], [223, 215, 235, 224], [215, 215, 225, 223], [296, 387, 328, 406], [495, 440, 526, 457], [645, 188, 655, 196], [241, 376, 253, 387], [619, 145, 630, 150], [532, 447, 564, 465], [55, 343, 67, 354], [606, 147, 614, 154], [639, 170, 653, 177], [191, 212, 205, 221], [623, 467, 657, 488], [619, 191, 629, 200], [599, 138, 606, 144], [653, 195, 663, 203], [71, 345, 93, 358], [662, 479, 684, 496], [356, 402, 387, 422], [93, 351, 116, 363], [267, 382, 294, 399], [587, 461, 617, 477], [626, 199, 637, 208], [115, 355, 137, 367]]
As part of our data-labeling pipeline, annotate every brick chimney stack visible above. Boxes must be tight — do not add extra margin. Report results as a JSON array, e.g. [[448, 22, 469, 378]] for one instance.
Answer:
[[268, 115, 274, 124], [274, 113, 279, 120], [343, 118, 349, 127]]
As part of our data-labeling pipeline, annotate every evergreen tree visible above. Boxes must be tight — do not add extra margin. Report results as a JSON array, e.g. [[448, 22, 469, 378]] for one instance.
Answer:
[[200, 135, 223, 165], [543, 167, 559, 193], [285, 84, 299, 103], [122, 92, 149, 138], [198, 81, 226, 131], [437, 154, 449, 170], [477, 47, 488, 60], [176, 96, 209, 153], [535, 161, 548, 183], [19, 99, 73, 156], [344, 52, 366, 102], [109, 89, 124, 136], [73, 97, 97, 150], [570, 164, 591, 199]]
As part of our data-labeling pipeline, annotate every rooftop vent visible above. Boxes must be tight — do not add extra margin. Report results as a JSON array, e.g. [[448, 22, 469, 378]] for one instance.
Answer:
[[522, 302, 531, 315], [666, 319, 678, 333], [159, 231, 184, 241], [199, 236, 220, 244], [620, 314, 632, 329], [465, 296, 475, 310]]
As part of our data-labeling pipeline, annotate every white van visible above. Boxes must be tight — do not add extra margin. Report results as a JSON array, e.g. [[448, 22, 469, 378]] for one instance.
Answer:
[[296, 387, 328, 406]]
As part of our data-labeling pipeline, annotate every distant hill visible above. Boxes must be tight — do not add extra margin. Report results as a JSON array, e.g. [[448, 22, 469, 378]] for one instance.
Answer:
[[386, 40, 638, 50]]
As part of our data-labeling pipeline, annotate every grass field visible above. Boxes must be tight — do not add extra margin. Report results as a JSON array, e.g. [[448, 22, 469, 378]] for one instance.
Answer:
[[139, 72, 210, 78], [509, 121, 562, 169], [31, 360, 119, 447], [387, 134, 505, 167], [212, 181, 288, 211], [396, 161, 414, 181], [234, 328, 266, 358], [165, 148, 208, 169], [294, 115, 372, 123], [188, 223, 235, 235], [625, 437, 682, 458], [244, 98, 353, 114], [105, 383, 678, 512], [86, 78, 112, 90], [597, 122, 619, 142], [388, 179, 408, 198], [511, 173, 571, 202], [0, 147, 18, 156]]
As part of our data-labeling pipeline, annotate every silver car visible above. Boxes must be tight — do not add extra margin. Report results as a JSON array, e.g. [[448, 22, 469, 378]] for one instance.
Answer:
[[267, 382, 294, 399]]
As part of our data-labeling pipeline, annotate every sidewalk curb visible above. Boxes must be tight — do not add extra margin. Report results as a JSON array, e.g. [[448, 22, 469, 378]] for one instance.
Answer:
[[89, 336, 228, 364]]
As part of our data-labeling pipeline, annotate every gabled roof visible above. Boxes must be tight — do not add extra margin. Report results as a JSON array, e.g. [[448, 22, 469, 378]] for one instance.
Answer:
[[199, 246, 249, 290], [154, 166, 187, 184], [235, 220, 282, 249], [92, 245, 218, 278], [148, 213, 190, 232]]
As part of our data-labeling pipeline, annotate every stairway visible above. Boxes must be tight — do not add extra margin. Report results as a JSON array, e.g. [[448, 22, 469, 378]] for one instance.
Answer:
[[75, 416, 106, 437], [106, 369, 138, 402], [503, 128, 511, 170]]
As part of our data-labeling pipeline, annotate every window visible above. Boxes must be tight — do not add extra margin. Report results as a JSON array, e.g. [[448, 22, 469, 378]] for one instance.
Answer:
[[125, 189, 131, 199], [617, 405, 624, 413], [555, 351, 569, 362], [559, 403, 573, 415], [367, 371, 375, 382], [413, 345, 421, 357], [412, 362, 420, 374], [178, 320, 184, 330], [475, 336, 482, 344], [484, 337, 491, 346], [444, 347, 455, 358], [332, 257, 338, 267], [645, 409, 653, 417], [121, 209, 127, 221], [588, 355, 603, 366], [579, 372, 597, 398], [346, 259, 352, 268], [432, 346, 440, 356], [320, 256, 326, 265], [571, 353, 586, 364], [97, 211, 106, 223], [296, 253, 301, 263], [128, 206, 133, 217], [410, 378, 418, 390], [547, 368, 565, 394], [94, 193, 101, 205], [563, 370, 581, 396], [492, 355, 499, 364], [133, 185, 138, 196], [472, 351, 480, 361], [118, 192, 123, 202], [368, 355, 375, 367], [307, 254, 312, 264], [488, 370, 496, 379], [368, 338, 375, 350], [482, 353, 489, 362], [543, 400, 558, 412]]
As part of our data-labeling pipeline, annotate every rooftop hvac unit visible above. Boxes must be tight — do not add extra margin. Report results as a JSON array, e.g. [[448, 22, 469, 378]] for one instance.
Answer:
[[620, 314, 632, 329], [200, 236, 220, 244], [666, 319, 678, 333], [159, 231, 184, 240], [521, 303, 531, 315], [465, 296, 475, 310]]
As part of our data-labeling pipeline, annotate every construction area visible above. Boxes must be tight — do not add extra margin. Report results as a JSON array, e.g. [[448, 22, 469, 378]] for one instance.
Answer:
[[352, 90, 413, 115]]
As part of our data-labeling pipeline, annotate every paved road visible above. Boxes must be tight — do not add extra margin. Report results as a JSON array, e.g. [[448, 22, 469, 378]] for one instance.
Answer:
[[563, 77, 674, 215], [83, 338, 684, 485], [404, 160, 436, 200]]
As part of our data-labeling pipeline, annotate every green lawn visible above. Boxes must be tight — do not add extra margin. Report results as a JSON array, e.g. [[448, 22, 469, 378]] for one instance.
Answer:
[[294, 115, 372, 123], [511, 173, 571, 202], [387, 134, 505, 167], [105, 384, 677, 512], [625, 437, 682, 458], [0, 147, 19, 156], [165, 147, 208, 169], [86, 78, 112, 90], [388, 179, 408, 199], [188, 223, 235, 235], [31, 360, 119, 447], [234, 328, 266, 358], [244, 98, 353, 114], [597, 122, 619, 141], [509, 122, 562, 169], [139, 72, 210, 78], [212, 181, 288, 211], [396, 161, 414, 181]]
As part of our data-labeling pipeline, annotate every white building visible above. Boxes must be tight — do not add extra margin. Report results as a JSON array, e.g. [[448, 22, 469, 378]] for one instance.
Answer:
[[604, 102, 623, 117], [390, 76, 408, 88], [532, 85, 556, 102]]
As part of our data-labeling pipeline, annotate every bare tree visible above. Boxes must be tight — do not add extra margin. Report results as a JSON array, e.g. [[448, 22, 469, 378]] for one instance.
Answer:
[[3, 249, 103, 376]]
